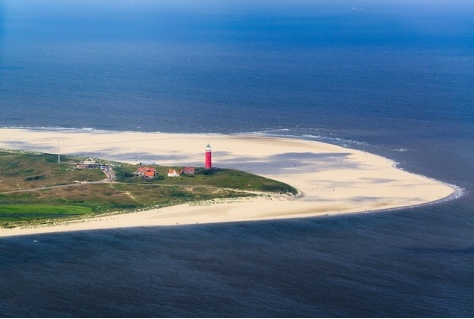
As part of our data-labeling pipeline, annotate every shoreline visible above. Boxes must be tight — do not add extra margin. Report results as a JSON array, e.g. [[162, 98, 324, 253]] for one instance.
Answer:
[[0, 128, 458, 238]]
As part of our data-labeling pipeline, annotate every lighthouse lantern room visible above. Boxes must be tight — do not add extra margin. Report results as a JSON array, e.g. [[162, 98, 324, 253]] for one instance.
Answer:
[[205, 144, 212, 169]]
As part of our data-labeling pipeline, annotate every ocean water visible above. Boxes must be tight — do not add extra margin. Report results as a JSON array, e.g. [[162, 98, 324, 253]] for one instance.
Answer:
[[1, 0, 474, 317]]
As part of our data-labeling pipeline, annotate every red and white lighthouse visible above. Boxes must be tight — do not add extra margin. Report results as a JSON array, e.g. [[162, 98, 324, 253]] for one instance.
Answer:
[[205, 144, 212, 169]]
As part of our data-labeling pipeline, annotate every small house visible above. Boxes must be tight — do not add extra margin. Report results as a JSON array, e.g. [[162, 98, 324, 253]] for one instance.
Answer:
[[167, 169, 180, 177], [183, 167, 195, 174], [144, 169, 156, 178]]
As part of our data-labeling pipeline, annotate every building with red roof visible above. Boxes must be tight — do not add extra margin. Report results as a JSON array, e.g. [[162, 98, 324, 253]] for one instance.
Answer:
[[134, 167, 156, 178], [183, 167, 195, 174]]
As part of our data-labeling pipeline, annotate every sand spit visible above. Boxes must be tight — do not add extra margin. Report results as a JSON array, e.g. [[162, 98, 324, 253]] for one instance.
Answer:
[[0, 128, 455, 237]]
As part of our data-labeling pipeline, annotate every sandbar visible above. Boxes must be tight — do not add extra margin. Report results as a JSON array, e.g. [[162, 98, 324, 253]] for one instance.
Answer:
[[0, 128, 456, 237]]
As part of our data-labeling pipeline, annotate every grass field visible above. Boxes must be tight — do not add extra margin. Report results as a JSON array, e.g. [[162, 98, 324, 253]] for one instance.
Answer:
[[0, 150, 296, 228]]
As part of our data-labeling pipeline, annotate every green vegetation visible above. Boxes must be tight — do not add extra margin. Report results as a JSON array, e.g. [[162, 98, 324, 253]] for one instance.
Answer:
[[0, 150, 296, 228], [114, 165, 296, 194], [0, 151, 104, 192]]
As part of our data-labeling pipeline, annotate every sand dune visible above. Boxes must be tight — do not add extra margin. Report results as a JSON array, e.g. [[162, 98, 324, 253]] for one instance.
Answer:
[[0, 128, 455, 237]]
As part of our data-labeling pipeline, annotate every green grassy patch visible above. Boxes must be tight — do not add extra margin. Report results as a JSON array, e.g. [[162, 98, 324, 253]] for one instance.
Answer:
[[114, 166, 297, 195], [0, 204, 93, 222], [0, 150, 105, 192]]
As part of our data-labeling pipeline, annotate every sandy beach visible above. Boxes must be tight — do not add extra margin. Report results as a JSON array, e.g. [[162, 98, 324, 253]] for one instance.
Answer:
[[0, 128, 456, 237]]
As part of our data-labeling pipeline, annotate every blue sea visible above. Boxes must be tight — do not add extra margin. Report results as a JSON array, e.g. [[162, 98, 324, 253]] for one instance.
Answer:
[[1, 0, 474, 317]]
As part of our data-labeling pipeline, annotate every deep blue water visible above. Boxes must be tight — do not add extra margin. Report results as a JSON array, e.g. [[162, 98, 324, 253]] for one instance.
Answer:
[[1, 0, 474, 317]]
